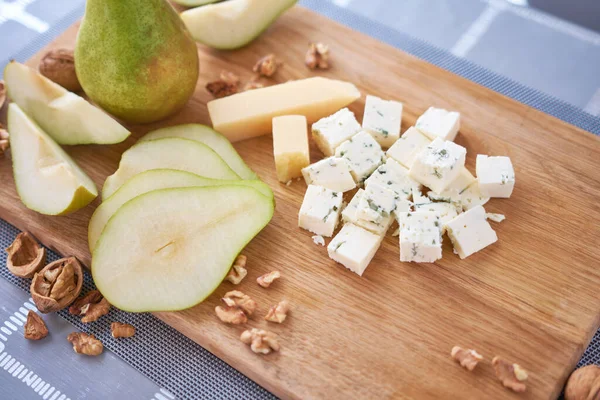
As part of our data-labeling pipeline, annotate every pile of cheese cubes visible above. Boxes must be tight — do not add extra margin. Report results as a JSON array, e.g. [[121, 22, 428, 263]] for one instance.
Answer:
[[297, 95, 516, 276]]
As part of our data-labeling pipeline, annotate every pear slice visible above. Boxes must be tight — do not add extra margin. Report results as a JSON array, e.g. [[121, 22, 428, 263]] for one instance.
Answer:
[[140, 124, 257, 180], [92, 186, 274, 312], [180, 0, 297, 50], [8, 104, 98, 215], [4, 61, 130, 145], [89, 169, 273, 251], [102, 138, 240, 199], [172, 0, 220, 6]]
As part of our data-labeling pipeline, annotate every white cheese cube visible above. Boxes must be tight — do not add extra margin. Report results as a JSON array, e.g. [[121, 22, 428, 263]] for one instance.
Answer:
[[459, 181, 490, 210], [415, 107, 460, 141], [386, 127, 431, 168], [415, 202, 459, 234], [298, 185, 343, 237], [445, 205, 498, 259], [411, 186, 430, 205], [362, 95, 403, 148], [302, 157, 356, 193], [327, 223, 383, 276], [342, 188, 400, 235], [397, 211, 442, 263], [409, 138, 466, 193], [427, 167, 476, 204], [365, 158, 419, 200], [476, 155, 515, 198], [356, 183, 398, 226], [311, 108, 361, 156], [335, 131, 385, 184]]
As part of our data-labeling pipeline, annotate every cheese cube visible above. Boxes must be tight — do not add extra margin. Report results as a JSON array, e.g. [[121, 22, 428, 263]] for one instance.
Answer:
[[386, 127, 431, 168], [427, 167, 476, 204], [327, 223, 383, 276], [298, 185, 343, 237], [459, 181, 490, 210], [397, 211, 442, 263], [411, 186, 430, 205], [335, 131, 385, 184], [409, 138, 466, 193], [362, 95, 403, 148], [311, 108, 361, 156], [272, 115, 310, 183], [445, 205, 498, 259], [476, 155, 515, 198], [415, 107, 460, 141], [342, 188, 401, 235], [414, 202, 459, 234], [302, 157, 356, 193], [356, 183, 398, 226], [365, 158, 419, 199]]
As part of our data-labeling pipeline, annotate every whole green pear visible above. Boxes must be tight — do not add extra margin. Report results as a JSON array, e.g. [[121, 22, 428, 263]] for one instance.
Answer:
[[75, 0, 199, 124]]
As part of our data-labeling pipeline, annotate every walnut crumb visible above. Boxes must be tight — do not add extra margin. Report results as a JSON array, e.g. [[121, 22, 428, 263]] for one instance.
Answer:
[[492, 356, 528, 393], [111, 322, 135, 338], [265, 300, 289, 323], [67, 332, 103, 356], [257, 271, 281, 288], [223, 290, 256, 316], [253, 54, 279, 77], [24, 311, 48, 340], [225, 255, 248, 285], [206, 79, 238, 99], [305, 42, 330, 70], [240, 328, 280, 354], [451, 346, 483, 371]]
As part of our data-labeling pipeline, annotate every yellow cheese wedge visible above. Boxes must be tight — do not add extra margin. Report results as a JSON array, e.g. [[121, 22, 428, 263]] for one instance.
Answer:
[[272, 115, 310, 183], [207, 77, 361, 142]]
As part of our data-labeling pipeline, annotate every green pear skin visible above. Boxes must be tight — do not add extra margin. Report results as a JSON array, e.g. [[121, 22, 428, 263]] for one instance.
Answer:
[[75, 0, 199, 124]]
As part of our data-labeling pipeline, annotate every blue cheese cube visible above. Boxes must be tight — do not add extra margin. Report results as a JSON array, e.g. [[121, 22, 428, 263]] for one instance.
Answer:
[[411, 186, 430, 205], [415, 107, 460, 141], [427, 167, 476, 205], [335, 131, 385, 184], [302, 157, 356, 193], [311, 108, 361, 156], [459, 181, 490, 210], [365, 158, 419, 200], [445, 205, 498, 259], [298, 185, 343, 237], [409, 138, 466, 193], [414, 202, 459, 234], [327, 223, 384, 276], [397, 211, 442, 263], [476, 155, 515, 198], [356, 183, 398, 227], [386, 127, 431, 168], [362, 95, 403, 148], [342, 188, 406, 235]]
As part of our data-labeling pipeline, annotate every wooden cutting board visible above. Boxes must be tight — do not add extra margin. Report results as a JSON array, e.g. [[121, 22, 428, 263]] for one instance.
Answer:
[[1, 5, 599, 399]]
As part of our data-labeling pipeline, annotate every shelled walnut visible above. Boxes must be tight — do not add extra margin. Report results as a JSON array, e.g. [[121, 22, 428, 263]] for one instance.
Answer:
[[24, 311, 48, 340], [69, 290, 103, 315], [257, 270, 281, 288], [225, 255, 247, 284], [69, 289, 110, 323], [5, 232, 46, 278], [451, 346, 483, 371], [67, 332, 103, 356], [206, 71, 240, 99], [215, 304, 247, 324], [111, 322, 135, 338], [222, 290, 256, 315], [240, 328, 280, 355], [305, 42, 330, 70], [565, 365, 600, 400], [492, 356, 528, 393], [253, 54, 279, 77], [0, 80, 5, 109], [39, 49, 82, 92], [265, 300, 289, 323], [30, 257, 83, 313], [0, 125, 8, 156]]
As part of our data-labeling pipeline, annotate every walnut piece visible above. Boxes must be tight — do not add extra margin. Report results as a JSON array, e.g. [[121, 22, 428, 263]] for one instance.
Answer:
[[69, 290, 103, 315], [240, 328, 280, 355], [215, 305, 247, 324], [225, 255, 248, 285], [305, 42, 330, 70], [5, 232, 46, 278], [67, 332, 103, 356], [111, 322, 135, 338], [39, 49, 82, 92], [220, 70, 240, 86], [244, 81, 264, 91], [206, 72, 239, 99], [223, 290, 256, 315], [80, 298, 111, 323], [253, 54, 279, 77], [0, 124, 8, 156], [451, 346, 483, 371], [30, 257, 83, 313], [492, 356, 528, 393], [0, 80, 5, 109], [565, 365, 600, 400], [265, 300, 289, 323], [24, 310, 48, 340], [257, 270, 281, 288]]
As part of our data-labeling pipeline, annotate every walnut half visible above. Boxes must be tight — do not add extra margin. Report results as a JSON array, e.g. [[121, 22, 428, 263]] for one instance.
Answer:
[[492, 356, 528, 393], [24, 311, 48, 340], [225, 255, 248, 285], [565, 365, 600, 400], [111, 322, 135, 338], [67, 332, 103, 356], [253, 54, 279, 77], [257, 270, 281, 288], [451, 346, 483, 371], [240, 328, 280, 355], [305, 42, 330, 70], [265, 300, 289, 324], [6, 232, 46, 278], [30, 257, 83, 313]]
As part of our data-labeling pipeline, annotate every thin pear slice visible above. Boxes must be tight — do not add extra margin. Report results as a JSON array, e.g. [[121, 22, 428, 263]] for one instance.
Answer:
[[172, 0, 220, 6], [92, 186, 274, 312], [180, 0, 297, 50], [102, 138, 239, 199], [8, 104, 97, 215], [4, 61, 130, 145], [140, 124, 258, 180], [89, 169, 273, 251]]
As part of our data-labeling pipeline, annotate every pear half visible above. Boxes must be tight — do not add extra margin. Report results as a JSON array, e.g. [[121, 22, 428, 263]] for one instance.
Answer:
[[102, 138, 239, 199], [140, 124, 257, 180], [88, 169, 273, 251], [92, 186, 274, 312], [4, 61, 130, 145], [8, 104, 98, 215], [180, 0, 298, 50]]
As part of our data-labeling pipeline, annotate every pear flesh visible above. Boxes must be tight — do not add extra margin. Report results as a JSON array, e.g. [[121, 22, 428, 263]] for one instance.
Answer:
[[172, 0, 220, 6], [92, 186, 274, 312], [8, 104, 97, 215], [140, 124, 257, 180]]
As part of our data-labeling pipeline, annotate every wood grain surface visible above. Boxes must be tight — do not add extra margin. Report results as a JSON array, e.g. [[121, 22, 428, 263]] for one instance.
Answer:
[[1, 5, 599, 400]]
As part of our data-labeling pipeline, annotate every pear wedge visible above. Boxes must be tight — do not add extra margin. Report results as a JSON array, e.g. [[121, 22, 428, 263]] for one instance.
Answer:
[[8, 104, 97, 215], [180, 0, 298, 50], [4, 61, 130, 145], [88, 169, 273, 251], [140, 124, 257, 180], [102, 138, 239, 199], [92, 186, 274, 312]]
